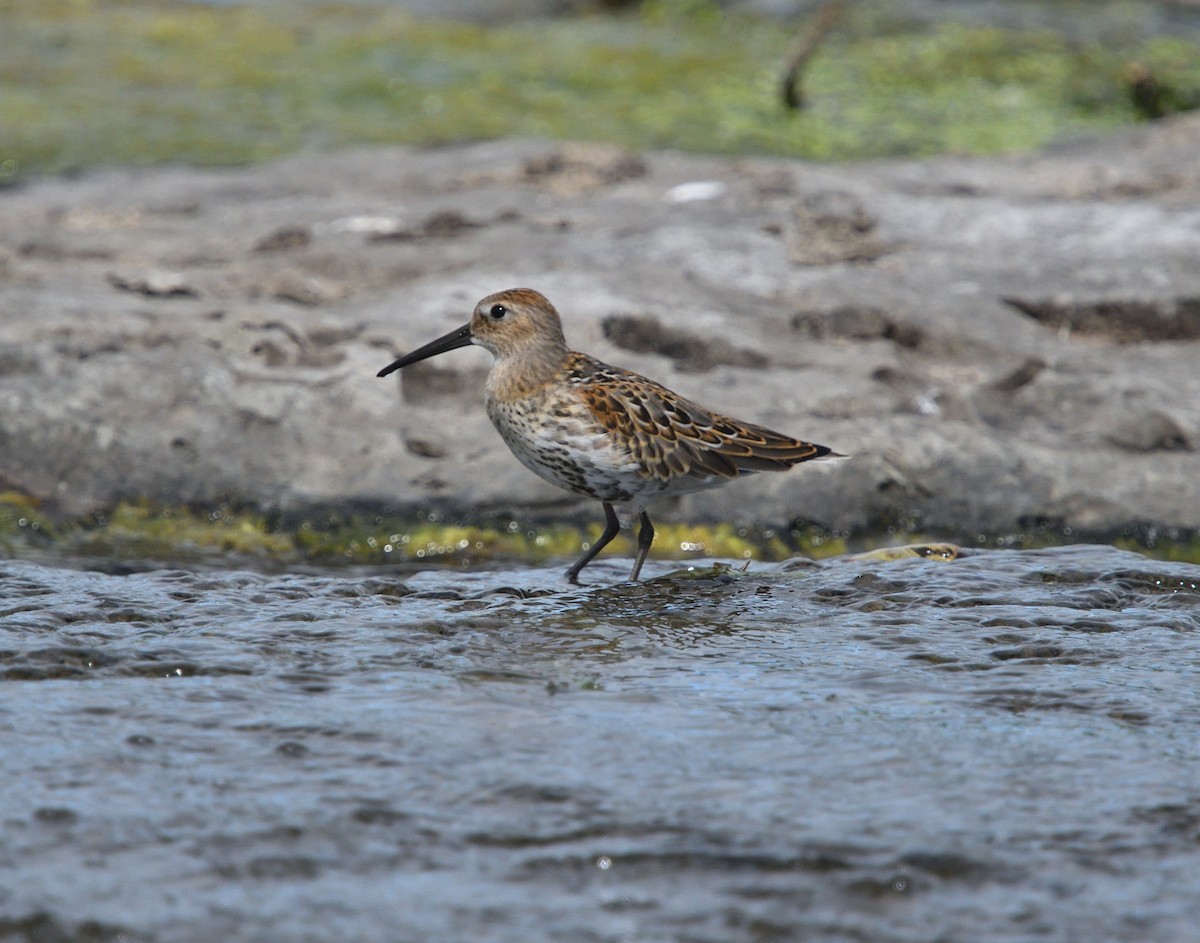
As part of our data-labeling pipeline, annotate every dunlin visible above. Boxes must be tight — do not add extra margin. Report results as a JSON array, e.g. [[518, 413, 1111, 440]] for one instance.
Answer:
[[378, 288, 839, 583]]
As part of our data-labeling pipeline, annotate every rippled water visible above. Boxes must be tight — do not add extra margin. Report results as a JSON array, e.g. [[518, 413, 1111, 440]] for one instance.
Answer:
[[2, 545, 1199, 943]]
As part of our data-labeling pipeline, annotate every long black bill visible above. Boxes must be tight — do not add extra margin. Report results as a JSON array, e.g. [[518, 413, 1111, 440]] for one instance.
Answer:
[[376, 324, 473, 378]]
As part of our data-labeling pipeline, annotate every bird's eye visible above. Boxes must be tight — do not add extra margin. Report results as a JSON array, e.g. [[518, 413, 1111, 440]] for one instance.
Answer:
[[489, 304, 508, 320]]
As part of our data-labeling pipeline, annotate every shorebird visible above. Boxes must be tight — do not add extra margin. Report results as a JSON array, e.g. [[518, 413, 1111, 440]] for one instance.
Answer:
[[378, 288, 839, 583]]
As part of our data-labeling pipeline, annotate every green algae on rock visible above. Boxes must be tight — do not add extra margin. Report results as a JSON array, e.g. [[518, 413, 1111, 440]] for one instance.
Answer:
[[2, 1, 1199, 181], [3, 495, 1198, 571], [0, 496, 844, 570]]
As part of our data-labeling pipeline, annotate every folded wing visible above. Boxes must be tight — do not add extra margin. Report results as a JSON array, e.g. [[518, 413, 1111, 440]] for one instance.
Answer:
[[573, 358, 834, 484]]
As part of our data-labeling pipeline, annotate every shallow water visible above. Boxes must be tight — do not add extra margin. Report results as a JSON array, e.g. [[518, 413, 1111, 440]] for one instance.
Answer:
[[2, 545, 1199, 943]]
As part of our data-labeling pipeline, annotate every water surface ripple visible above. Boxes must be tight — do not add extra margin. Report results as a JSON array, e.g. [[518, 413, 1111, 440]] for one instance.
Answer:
[[2, 545, 1198, 942]]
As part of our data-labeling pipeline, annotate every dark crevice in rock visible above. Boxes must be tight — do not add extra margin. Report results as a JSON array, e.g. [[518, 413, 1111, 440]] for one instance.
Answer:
[[791, 305, 923, 348], [602, 314, 769, 374], [1003, 295, 1200, 343]]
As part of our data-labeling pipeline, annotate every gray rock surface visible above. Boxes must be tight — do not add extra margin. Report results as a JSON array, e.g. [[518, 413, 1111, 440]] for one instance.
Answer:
[[2, 116, 1199, 538]]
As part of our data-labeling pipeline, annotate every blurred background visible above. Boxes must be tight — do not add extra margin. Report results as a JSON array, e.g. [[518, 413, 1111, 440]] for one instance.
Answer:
[[4, 0, 1200, 184]]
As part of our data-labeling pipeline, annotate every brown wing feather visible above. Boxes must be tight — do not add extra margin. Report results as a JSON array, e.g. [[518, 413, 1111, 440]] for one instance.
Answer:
[[571, 355, 833, 483]]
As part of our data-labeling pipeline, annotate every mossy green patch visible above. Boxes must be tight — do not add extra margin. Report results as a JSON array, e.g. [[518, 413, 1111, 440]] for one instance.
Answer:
[[2, 0, 1198, 182], [0, 491, 56, 544], [0, 495, 845, 570], [3, 495, 1198, 569], [1114, 532, 1200, 565]]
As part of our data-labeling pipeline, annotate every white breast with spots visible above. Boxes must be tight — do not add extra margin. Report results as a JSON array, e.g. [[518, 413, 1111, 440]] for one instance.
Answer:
[[486, 392, 646, 503]]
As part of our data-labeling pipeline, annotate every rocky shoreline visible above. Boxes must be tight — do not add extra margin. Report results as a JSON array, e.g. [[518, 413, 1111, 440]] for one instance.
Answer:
[[2, 115, 1199, 546]]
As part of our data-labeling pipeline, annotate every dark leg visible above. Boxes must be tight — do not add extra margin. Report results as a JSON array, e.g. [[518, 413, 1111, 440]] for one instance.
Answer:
[[566, 502, 621, 584], [630, 511, 654, 581]]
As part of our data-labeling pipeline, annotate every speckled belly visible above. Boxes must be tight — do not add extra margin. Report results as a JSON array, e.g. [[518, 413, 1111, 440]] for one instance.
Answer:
[[486, 393, 646, 503]]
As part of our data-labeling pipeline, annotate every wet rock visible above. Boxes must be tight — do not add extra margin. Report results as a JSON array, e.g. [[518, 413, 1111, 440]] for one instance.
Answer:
[[1, 116, 1199, 537]]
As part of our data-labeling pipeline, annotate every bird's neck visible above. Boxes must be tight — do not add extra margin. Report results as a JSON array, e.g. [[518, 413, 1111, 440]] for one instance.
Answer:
[[485, 344, 572, 402]]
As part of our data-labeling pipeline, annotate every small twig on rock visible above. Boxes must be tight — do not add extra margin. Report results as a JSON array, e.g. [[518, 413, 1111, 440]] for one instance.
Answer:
[[780, 0, 847, 110]]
